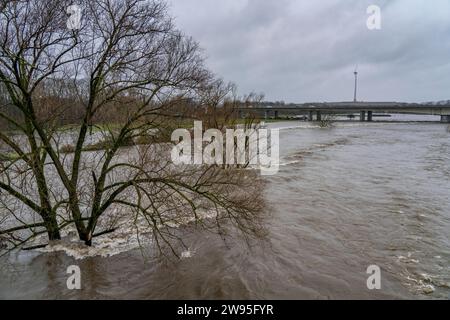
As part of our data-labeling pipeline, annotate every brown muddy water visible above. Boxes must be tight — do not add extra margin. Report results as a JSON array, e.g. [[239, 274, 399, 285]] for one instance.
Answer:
[[1, 117, 449, 299]]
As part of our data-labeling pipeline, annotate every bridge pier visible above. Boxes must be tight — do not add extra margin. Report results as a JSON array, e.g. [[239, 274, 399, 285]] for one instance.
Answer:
[[264, 110, 269, 120], [441, 115, 450, 123], [316, 111, 322, 121], [308, 111, 314, 121], [367, 111, 373, 122], [360, 111, 366, 121], [274, 110, 279, 119]]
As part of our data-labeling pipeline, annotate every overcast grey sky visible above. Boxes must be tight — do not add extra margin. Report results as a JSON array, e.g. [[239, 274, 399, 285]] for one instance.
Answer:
[[169, 0, 450, 103]]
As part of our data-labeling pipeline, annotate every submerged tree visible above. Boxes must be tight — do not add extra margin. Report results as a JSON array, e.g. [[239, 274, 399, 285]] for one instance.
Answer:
[[0, 0, 266, 255]]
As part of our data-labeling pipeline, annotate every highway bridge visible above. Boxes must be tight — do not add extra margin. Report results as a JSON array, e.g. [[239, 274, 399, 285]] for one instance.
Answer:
[[237, 102, 450, 122]]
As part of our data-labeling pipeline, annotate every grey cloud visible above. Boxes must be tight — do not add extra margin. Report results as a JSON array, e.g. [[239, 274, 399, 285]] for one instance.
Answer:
[[170, 0, 450, 102]]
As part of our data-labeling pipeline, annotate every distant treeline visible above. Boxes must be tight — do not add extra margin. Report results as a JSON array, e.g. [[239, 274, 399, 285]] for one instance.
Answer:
[[0, 79, 251, 130]]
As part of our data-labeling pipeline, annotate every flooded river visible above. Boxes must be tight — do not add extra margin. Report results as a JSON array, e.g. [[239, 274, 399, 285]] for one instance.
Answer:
[[1, 117, 449, 299]]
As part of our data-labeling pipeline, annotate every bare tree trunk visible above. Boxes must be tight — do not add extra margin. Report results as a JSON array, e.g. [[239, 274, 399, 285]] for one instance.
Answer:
[[46, 218, 61, 241], [79, 230, 92, 246]]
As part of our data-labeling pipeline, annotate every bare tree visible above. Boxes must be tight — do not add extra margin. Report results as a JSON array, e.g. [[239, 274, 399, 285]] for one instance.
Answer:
[[0, 0, 265, 255]]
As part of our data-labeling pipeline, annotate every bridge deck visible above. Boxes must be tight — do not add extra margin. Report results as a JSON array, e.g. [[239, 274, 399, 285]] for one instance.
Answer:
[[238, 102, 450, 115]]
